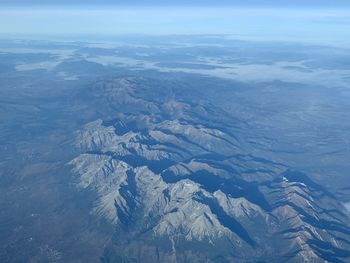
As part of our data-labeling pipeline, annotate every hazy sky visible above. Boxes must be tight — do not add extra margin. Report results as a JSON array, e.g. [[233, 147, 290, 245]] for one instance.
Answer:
[[1, 0, 350, 7], [0, 1, 349, 47]]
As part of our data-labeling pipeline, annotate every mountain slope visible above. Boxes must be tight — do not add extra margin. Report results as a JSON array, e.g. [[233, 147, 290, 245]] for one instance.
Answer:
[[70, 78, 350, 263]]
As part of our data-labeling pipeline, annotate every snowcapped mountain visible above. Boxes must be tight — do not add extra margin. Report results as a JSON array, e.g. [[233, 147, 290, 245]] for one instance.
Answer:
[[69, 78, 350, 263]]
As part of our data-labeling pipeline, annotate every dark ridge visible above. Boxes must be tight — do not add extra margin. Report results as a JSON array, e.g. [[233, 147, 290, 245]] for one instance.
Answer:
[[201, 130, 239, 149], [189, 171, 272, 212], [285, 190, 313, 203], [280, 226, 320, 242], [308, 239, 349, 263], [161, 168, 272, 211], [193, 158, 239, 175], [193, 193, 255, 247], [116, 170, 138, 227], [168, 154, 241, 178], [185, 153, 230, 162], [244, 168, 278, 175], [161, 142, 194, 157], [196, 122, 241, 144], [157, 128, 213, 153], [86, 150, 114, 156], [85, 150, 176, 174], [239, 154, 287, 167], [120, 155, 175, 174], [318, 208, 348, 220], [264, 170, 333, 200], [162, 189, 171, 202], [113, 120, 129, 135], [282, 170, 332, 195], [105, 118, 141, 134], [133, 136, 189, 158], [191, 100, 250, 129], [281, 248, 305, 261], [308, 239, 350, 258], [123, 131, 189, 158], [275, 201, 350, 235], [161, 170, 185, 184], [329, 234, 350, 246]]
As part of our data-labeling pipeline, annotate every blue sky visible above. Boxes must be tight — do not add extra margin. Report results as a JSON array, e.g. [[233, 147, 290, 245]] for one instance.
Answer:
[[1, 0, 350, 7], [0, 1, 349, 47]]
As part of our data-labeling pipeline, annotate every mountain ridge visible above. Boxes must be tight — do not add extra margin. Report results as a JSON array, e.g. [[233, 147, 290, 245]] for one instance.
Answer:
[[69, 77, 350, 262]]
